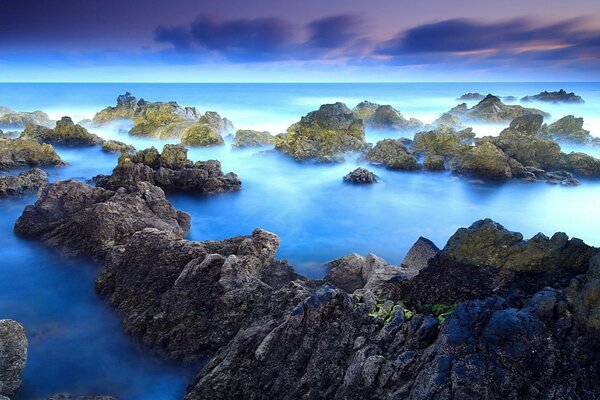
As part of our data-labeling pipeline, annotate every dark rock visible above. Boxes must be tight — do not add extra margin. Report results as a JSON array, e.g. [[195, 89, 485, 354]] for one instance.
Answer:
[[457, 92, 484, 101], [449, 94, 547, 123], [522, 89, 584, 104], [0, 137, 65, 170], [45, 395, 118, 400], [400, 237, 440, 278], [0, 319, 27, 397], [0, 168, 48, 197], [94, 144, 241, 194], [343, 168, 378, 184]]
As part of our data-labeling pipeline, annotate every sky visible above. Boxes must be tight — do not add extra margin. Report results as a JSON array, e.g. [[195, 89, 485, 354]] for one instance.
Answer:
[[0, 0, 599, 82]]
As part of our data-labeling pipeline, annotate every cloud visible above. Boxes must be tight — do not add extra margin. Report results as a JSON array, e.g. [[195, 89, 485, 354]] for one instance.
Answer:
[[306, 15, 364, 49]]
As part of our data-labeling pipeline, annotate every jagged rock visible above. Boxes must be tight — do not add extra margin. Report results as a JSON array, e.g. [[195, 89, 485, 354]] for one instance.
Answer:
[[457, 92, 484, 101], [366, 139, 419, 170], [423, 154, 446, 171], [522, 89, 584, 104], [0, 168, 48, 197], [125, 99, 200, 138], [449, 94, 547, 123], [101, 140, 135, 154], [275, 103, 366, 162], [507, 114, 544, 136], [324, 253, 404, 293], [451, 142, 516, 180], [412, 126, 474, 157], [198, 111, 234, 135], [431, 112, 464, 129], [181, 124, 224, 147], [540, 115, 591, 144], [352, 101, 380, 121], [21, 117, 103, 146], [343, 168, 378, 184], [0, 319, 27, 397], [14, 180, 190, 259], [0, 137, 65, 170], [94, 145, 241, 194], [233, 130, 274, 148], [562, 151, 600, 177], [400, 237, 440, 277], [0, 107, 51, 129], [93, 92, 140, 124], [488, 128, 562, 170], [365, 105, 423, 131]]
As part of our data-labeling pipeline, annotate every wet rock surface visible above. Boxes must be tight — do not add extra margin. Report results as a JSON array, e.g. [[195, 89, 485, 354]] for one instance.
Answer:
[[93, 144, 241, 194], [343, 167, 378, 184], [0, 137, 65, 170], [400, 236, 440, 277], [0, 168, 48, 197], [0, 319, 27, 397]]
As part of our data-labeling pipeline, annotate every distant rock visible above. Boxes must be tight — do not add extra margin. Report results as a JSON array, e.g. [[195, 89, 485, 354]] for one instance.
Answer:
[[21, 117, 103, 146], [448, 94, 547, 123], [353, 102, 423, 131], [343, 167, 378, 184], [0, 168, 48, 197], [180, 124, 224, 147], [233, 130, 275, 148], [92, 92, 140, 124], [400, 236, 440, 278], [457, 92, 485, 101], [0, 137, 65, 170], [521, 89, 584, 104], [101, 140, 135, 154], [430, 112, 464, 130], [94, 144, 241, 194], [0, 319, 27, 397], [366, 139, 419, 170], [275, 103, 366, 162], [0, 107, 51, 129], [198, 111, 234, 135], [540, 115, 591, 144]]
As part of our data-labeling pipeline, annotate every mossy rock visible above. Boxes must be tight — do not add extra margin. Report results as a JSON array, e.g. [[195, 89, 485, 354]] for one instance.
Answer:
[[129, 147, 161, 168], [160, 144, 192, 169], [352, 101, 379, 121], [22, 117, 103, 146], [540, 116, 591, 144], [181, 124, 224, 147], [489, 130, 562, 170], [102, 140, 135, 154], [366, 139, 419, 170], [423, 154, 446, 171], [562, 152, 600, 177], [451, 142, 513, 180], [0, 137, 64, 170], [413, 130, 461, 157], [128, 101, 200, 138], [0, 109, 51, 129], [198, 111, 234, 134], [93, 92, 139, 125], [233, 130, 274, 148]]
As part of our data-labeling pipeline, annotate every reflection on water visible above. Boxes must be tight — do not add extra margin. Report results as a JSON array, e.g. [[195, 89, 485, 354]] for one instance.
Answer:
[[0, 83, 599, 399]]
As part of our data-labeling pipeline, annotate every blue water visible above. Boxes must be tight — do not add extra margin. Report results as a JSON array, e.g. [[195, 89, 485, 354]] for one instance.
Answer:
[[1, 83, 600, 399]]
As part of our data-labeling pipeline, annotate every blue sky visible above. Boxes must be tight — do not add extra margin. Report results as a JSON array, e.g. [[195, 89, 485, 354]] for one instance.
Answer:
[[0, 0, 599, 82]]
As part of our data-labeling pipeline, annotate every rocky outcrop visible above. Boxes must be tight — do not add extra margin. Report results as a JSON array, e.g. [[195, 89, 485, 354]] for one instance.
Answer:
[[14, 180, 190, 259], [457, 92, 484, 101], [423, 154, 446, 171], [400, 236, 440, 277], [0, 168, 48, 197], [101, 140, 135, 154], [412, 126, 474, 158], [343, 168, 378, 184], [451, 142, 519, 180], [0, 107, 51, 129], [94, 145, 241, 194], [0, 320, 27, 397], [275, 103, 366, 162], [21, 117, 103, 146], [522, 89, 584, 104], [366, 139, 419, 170], [0, 137, 65, 170], [540, 115, 592, 144], [352, 101, 379, 121], [93, 92, 140, 124], [449, 94, 547, 123], [430, 112, 464, 129], [198, 111, 234, 135], [353, 103, 423, 131], [180, 124, 224, 147], [233, 130, 274, 148]]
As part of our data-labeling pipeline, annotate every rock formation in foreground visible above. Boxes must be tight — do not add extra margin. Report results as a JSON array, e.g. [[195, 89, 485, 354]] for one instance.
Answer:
[[14, 173, 600, 399], [0, 319, 28, 398], [0, 168, 48, 197], [275, 103, 367, 162], [93, 144, 241, 194]]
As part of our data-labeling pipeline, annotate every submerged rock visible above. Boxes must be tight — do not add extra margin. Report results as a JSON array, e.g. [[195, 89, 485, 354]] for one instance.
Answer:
[[0, 137, 65, 170], [0, 168, 48, 197], [366, 139, 419, 170], [0, 107, 51, 129], [449, 94, 547, 123], [275, 103, 366, 162], [233, 130, 274, 148], [0, 319, 27, 397], [521, 89, 584, 104], [21, 117, 103, 146], [94, 144, 241, 194], [343, 168, 378, 184]]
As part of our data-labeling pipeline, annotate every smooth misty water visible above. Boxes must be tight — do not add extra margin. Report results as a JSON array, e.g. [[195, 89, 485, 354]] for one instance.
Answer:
[[1, 83, 599, 399]]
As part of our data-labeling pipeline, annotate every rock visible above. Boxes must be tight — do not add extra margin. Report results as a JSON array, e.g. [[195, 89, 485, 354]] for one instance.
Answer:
[[521, 89, 584, 104], [275, 103, 366, 162], [352, 100, 380, 121], [0, 320, 27, 397], [503, 95, 518, 102], [451, 142, 515, 180], [562, 151, 600, 177], [92, 92, 140, 125], [431, 113, 464, 129], [0, 107, 51, 129], [543, 171, 580, 186], [366, 139, 419, 170], [567, 252, 600, 330], [128, 100, 200, 138], [0, 137, 65, 170], [540, 115, 591, 144], [423, 154, 446, 171], [449, 94, 547, 123], [14, 180, 190, 259], [412, 127, 472, 157], [94, 145, 241, 194], [45, 395, 118, 400], [0, 168, 48, 197], [324, 253, 404, 293], [21, 117, 103, 146], [457, 92, 485, 101], [198, 111, 234, 135], [507, 114, 544, 136], [400, 236, 440, 278], [101, 140, 135, 154], [181, 124, 224, 147], [343, 168, 378, 184], [489, 128, 562, 170], [233, 130, 274, 148], [366, 105, 423, 131]]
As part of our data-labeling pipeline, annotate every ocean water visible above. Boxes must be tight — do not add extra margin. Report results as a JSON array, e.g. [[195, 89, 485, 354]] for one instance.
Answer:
[[1, 83, 599, 399]]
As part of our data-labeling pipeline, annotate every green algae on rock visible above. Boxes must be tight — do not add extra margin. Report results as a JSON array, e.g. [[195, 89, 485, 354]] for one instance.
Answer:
[[449, 94, 547, 123], [233, 130, 275, 148], [181, 124, 224, 147], [22, 117, 103, 146], [540, 115, 592, 144], [0, 137, 65, 170], [366, 139, 419, 170]]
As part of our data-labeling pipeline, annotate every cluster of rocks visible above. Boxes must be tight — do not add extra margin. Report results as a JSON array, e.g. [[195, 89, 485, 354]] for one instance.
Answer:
[[21, 116, 103, 147], [93, 144, 241, 195], [0, 106, 52, 129], [0, 136, 64, 171], [92, 93, 234, 145], [539, 115, 597, 145], [522, 89, 584, 104], [447, 94, 547, 123], [13, 180, 600, 399], [352, 101, 423, 131], [343, 168, 378, 184], [0, 168, 48, 197]]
